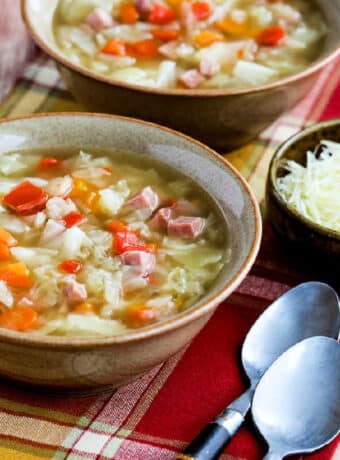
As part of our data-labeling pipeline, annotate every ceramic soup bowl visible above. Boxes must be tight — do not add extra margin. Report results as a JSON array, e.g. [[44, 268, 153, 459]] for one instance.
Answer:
[[0, 113, 261, 394], [22, 0, 340, 151]]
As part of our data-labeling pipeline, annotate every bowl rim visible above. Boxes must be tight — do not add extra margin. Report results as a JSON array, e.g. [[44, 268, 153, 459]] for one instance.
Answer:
[[22, 0, 340, 98], [269, 117, 340, 241], [0, 112, 262, 348]]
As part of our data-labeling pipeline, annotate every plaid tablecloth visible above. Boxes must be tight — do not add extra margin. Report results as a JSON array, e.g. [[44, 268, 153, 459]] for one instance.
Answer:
[[0, 52, 339, 460]]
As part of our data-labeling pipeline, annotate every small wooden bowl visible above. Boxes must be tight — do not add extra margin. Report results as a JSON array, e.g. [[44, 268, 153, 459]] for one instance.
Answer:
[[266, 118, 340, 265]]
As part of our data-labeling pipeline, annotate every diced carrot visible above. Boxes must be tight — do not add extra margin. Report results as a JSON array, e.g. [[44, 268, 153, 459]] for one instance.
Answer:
[[215, 18, 247, 35], [74, 302, 96, 314], [122, 305, 158, 328], [102, 38, 128, 56], [107, 220, 128, 233], [192, 2, 211, 20], [194, 30, 224, 47], [148, 272, 161, 285], [257, 25, 285, 46], [58, 260, 83, 274], [103, 166, 113, 173], [3, 181, 48, 216], [0, 228, 17, 247], [113, 230, 147, 254], [145, 242, 158, 253], [167, 0, 183, 9], [0, 262, 31, 288], [63, 211, 84, 228], [132, 39, 159, 58], [38, 157, 62, 169], [121, 3, 140, 23], [151, 28, 181, 40], [70, 178, 99, 211], [0, 242, 11, 261], [148, 3, 177, 24], [237, 48, 245, 59], [0, 306, 38, 332]]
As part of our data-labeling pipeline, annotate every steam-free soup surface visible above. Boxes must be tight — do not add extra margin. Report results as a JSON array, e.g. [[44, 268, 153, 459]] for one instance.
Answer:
[[53, 0, 326, 89], [0, 149, 227, 336]]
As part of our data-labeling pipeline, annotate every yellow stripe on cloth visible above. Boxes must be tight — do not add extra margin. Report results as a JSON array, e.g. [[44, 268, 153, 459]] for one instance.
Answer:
[[0, 411, 70, 446], [0, 447, 47, 460]]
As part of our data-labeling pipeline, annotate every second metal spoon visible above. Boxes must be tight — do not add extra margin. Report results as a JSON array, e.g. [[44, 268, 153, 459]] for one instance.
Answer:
[[177, 281, 340, 460]]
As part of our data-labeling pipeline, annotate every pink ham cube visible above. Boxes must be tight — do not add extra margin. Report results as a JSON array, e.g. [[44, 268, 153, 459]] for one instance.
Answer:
[[86, 8, 114, 31], [149, 207, 174, 231], [126, 186, 159, 215], [199, 58, 221, 77], [179, 69, 205, 88], [168, 216, 205, 239], [120, 250, 156, 276], [64, 280, 87, 304]]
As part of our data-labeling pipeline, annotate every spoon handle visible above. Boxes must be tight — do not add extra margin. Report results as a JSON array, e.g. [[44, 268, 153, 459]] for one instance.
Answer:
[[176, 389, 252, 460], [175, 421, 235, 460]]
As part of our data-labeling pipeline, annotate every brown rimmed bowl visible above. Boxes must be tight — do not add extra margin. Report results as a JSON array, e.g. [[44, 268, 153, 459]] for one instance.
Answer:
[[266, 118, 340, 266], [0, 113, 261, 394], [22, 0, 340, 152]]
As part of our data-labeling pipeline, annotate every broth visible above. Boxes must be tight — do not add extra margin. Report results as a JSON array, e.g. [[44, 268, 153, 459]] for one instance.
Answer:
[[53, 0, 326, 89], [0, 148, 227, 336]]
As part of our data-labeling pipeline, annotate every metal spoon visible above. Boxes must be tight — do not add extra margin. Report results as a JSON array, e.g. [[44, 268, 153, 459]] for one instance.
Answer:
[[177, 282, 340, 460], [252, 336, 340, 460]]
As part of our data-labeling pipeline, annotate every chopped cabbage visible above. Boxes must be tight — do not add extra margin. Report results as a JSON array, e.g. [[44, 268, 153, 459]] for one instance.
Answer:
[[98, 180, 130, 215], [38, 314, 128, 336], [0, 280, 14, 308], [233, 60, 277, 85]]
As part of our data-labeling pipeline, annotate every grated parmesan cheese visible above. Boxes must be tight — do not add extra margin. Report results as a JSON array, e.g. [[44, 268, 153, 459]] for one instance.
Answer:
[[276, 140, 340, 232]]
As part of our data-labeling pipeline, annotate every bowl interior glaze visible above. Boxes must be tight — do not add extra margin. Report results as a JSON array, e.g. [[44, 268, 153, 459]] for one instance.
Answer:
[[0, 113, 261, 346], [23, 0, 340, 96]]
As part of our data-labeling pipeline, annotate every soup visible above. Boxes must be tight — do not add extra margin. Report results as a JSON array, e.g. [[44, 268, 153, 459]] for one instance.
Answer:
[[53, 0, 326, 89], [0, 149, 227, 336]]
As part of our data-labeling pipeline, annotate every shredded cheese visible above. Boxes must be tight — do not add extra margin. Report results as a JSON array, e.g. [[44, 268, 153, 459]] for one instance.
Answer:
[[276, 140, 340, 233]]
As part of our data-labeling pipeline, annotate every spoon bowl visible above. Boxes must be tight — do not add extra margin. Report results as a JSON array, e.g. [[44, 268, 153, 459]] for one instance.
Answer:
[[252, 336, 340, 460], [242, 281, 340, 384]]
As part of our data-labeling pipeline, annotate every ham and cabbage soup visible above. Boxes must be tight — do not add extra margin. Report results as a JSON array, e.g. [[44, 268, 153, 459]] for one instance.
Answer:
[[53, 0, 326, 89], [0, 150, 226, 336]]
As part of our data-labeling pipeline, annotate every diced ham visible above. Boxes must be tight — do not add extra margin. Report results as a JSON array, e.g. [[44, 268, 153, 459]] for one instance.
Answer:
[[126, 186, 159, 216], [86, 8, 114, 31], [122, 268, 148, 295], [158, 40, 178, 59], [64, 280, 87, 303], [199, 58, 221, 77], [149, 207, 174, 231], [120, 250, 156, 276], [136, 0, 153, 16], [168, 216, 205, 238], [179, 69, 205, 88], [46, 176, 73, 198]]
